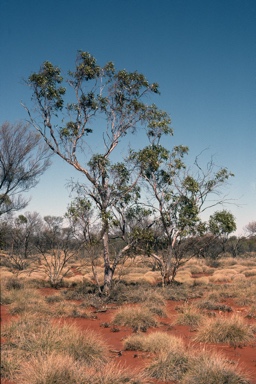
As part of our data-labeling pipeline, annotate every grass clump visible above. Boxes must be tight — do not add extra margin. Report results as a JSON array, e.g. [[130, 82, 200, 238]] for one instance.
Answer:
[[175, 304, 204, 328], [4, 276, 25, 290], [18, 354, 145, 384], [84, 362, 145, 384], [145, 345, 189, 381], [182, 351, 250, 384], [196, 299, 232, 312], [19, 353, 89, 384], [124, 332, 184, 354], [3, 314, 108, 365], [112, 305, 157, 331], [0, 350, 22, 380], [194, 314, 255, 347]]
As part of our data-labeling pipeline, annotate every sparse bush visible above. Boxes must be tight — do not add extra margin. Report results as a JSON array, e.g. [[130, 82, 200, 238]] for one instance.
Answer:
[[194, 314, 255, 347], [196, 299, 232, 312], [45, 294, 64, 303], [4, 276, 24, 290]]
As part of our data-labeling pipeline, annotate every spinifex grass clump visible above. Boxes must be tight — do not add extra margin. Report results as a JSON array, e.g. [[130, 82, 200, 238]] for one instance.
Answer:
[[145, 346, 189, 382], [181, 351, 250, 384], [2, 314, 108, 365], [17, 354, 145, 384], [194, 314, 255, 347], [112, 305, 158, 331], [19, 353, 89, 384], [124, 332, 184, 354], [175, 304, 204, 328]]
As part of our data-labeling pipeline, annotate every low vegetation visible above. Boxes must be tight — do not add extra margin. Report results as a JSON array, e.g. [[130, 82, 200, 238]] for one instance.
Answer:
[[182, 350, 250, 384], [194, 314, 255, 347], [1, 256, 256, 383], [112, 305, 158, 332]]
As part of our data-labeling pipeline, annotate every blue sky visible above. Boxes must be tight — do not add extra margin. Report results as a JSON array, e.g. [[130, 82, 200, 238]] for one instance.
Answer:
[[1, 0, 255, 234]]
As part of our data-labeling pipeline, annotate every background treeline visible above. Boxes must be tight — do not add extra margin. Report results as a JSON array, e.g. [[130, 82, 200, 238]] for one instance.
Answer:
[[1, 211, 255, 289]]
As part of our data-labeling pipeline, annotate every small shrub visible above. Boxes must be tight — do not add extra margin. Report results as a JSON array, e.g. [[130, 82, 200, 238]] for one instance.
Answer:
[[5, 277, 24, 290], [194, 314, 255, 347], [196, 299, 232, 312], [45, 294, 64, 303]]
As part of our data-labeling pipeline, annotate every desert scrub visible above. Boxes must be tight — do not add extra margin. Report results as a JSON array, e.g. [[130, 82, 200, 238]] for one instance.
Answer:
[[82, 362, 146, 384], [194, 314, 255, 347], [108, 283, 165, 306], [18, 353, 89, 384], [175, 304, 204, 327], [124, 332, 184, 354], [182, 350, 250, 384], [163, 283, 204, 301], [243, 268, 256, 277], [2, 285, 47, 314], [196, 299, 232, 313], [18, 352, 146, 384], [3, 276, 25, 290], [1, 350, 22, 381], [2, 314, 108, 365], [112, 305, 157, 331], [145, 340, 189, 381]]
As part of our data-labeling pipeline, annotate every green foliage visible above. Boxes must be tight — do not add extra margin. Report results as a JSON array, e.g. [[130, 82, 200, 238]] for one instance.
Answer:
[[209, 210, 237, 236]]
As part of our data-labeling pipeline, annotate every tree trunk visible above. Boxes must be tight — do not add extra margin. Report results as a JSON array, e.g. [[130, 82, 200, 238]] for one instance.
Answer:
[[103, 264, 114, 295], [102, 229, 113, 295]]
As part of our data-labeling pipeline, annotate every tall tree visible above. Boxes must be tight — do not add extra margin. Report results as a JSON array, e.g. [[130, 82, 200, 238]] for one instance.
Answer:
[[0, 121, 51, 215], [24, 51, 171, 293]]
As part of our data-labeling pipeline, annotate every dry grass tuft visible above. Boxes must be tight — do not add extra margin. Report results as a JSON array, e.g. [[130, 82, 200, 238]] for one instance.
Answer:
[[124, 331, 183, 354], [182, 350, 250, 384], [18, 353, 89, 384], [3, 314, 108, 365], [175, 304, 204, 327], [194, 314, 255, 347], [112, 305, 158, 331], [145, 342, 189, 381]]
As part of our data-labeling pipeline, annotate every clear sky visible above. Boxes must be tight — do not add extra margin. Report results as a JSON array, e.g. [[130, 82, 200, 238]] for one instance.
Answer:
[[1, 0, 255, 235]]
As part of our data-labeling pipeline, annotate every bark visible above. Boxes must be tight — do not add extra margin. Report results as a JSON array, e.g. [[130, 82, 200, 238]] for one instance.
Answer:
[[102, 228, 113, 295]]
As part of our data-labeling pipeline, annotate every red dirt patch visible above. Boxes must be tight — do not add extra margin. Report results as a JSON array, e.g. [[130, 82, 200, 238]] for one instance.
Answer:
[[1, 293, 256, 383]]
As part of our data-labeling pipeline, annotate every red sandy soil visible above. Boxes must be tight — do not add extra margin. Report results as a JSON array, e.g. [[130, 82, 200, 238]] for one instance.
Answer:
[[1, 287, 256, 384]]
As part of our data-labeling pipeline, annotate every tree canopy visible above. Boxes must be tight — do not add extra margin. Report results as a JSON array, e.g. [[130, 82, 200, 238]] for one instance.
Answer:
[[0, 122, 51, 216]]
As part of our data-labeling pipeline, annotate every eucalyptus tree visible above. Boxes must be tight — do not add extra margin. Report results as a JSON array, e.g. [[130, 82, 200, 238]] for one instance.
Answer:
[[131, 141, 234, 285], [24, 51, 171, 293], [0, 211, 43, 271], [0, 121, 51, 215], [208, 210, 236, 254]]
